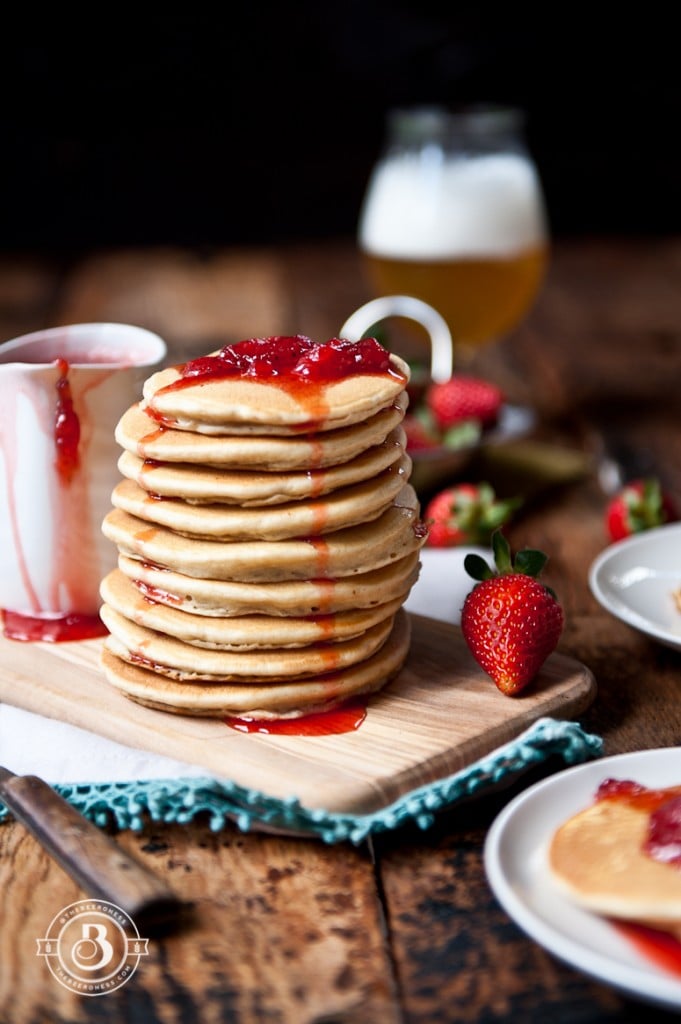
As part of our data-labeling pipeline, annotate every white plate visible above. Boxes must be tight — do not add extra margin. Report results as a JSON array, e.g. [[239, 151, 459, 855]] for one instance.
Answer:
[[589, 523, 681, 650], [484, 748, 681, 1009], [404, 545, 492, 625]]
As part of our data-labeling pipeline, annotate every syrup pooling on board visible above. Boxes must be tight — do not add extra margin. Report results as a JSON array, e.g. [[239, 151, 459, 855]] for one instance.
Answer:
[[2, 609, 106, 642], [226, 698, 367, 735]]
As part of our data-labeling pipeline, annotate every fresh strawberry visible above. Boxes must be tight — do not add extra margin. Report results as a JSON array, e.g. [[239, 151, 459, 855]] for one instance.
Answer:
[[403, 412, 440, 451], [460, 531, 564, 696], [424, 483, 520, 547], [426, 375, 503, 430], [605, 477, 678, 542]]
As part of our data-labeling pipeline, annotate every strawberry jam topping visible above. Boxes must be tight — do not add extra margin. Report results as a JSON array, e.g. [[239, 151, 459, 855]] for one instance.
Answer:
[[647, 795, 681, 866], [174, 335, 395, 386], [596, 778, 681, 867]]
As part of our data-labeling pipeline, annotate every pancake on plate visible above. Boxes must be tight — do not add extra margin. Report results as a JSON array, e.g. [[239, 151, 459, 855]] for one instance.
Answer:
[[548, 781, 681, 937], [99, 334, 427, 719]]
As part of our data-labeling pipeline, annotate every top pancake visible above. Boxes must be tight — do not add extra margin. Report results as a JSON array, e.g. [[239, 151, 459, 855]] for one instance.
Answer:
[[115, 394, 408, 470], [141, 352, 410, 434]]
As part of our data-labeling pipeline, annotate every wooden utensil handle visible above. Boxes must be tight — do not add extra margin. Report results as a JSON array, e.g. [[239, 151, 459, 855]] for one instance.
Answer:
[[0, 773, 182, 931]]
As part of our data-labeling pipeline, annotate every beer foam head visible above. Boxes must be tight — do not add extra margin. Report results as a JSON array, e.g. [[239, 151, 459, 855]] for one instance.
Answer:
[[359, 153, 547, 259]]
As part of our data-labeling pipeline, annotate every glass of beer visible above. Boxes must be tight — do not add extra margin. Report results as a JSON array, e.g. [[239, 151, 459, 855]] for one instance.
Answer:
[[357, 105, 549, 363]]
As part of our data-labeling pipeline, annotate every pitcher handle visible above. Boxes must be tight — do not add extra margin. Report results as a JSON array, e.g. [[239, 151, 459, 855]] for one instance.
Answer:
[[338, 295, 453, 383]]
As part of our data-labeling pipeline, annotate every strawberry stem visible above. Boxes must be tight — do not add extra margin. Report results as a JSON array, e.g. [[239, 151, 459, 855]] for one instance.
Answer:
[[463, 529, 552, 582], [493, 530, 513, 572]]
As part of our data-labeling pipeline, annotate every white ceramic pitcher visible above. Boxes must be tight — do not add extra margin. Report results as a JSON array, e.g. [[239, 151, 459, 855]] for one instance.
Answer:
[[0, 322, 166, 639]]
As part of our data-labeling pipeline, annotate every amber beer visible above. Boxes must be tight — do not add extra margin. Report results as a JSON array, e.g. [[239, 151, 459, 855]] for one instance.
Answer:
[[358, 120, 549, 351], [362, 247, 547, 347]]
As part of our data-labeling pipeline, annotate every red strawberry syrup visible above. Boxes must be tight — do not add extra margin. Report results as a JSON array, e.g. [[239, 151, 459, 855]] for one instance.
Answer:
[[225, 698, 367, 736], [175, 336, 396, 385], [2, 610, 106, 643], [594, 778, 681, 976], [611, 920, 681, 978], [147, 336, 405, 433], [54, 357, 81, 483]]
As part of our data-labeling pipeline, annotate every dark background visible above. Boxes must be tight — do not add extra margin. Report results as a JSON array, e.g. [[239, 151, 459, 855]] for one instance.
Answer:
[[2, 6, 679, 254]]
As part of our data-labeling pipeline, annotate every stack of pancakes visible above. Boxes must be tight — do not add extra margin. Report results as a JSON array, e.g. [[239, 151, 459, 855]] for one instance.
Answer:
[[99, 337, 427, 720]]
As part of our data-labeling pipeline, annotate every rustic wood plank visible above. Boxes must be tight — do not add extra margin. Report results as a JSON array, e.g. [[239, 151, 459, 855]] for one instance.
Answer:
[[0, 821, 399, 1023]]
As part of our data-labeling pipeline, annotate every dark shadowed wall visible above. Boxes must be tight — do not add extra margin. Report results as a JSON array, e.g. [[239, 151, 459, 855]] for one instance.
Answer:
[[2, 5, 679, 253]]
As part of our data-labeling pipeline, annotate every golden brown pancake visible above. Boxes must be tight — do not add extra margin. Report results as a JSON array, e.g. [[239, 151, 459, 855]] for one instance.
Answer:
[[100, 609, 411, 719], [100, 603, 396, 682], [115, 394, 408, 470], [116, 425, 407, 505], [142, 353, 410, 434], [102, 484, 424, 583], [548, 797, 681, 933], [100, 569, 404, 648], [109, 454, 411, 541], [116, 550, 421, 617]]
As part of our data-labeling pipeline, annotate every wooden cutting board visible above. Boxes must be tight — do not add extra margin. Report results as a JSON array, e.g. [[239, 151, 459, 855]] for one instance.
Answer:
[[0, 613, 596, 815]]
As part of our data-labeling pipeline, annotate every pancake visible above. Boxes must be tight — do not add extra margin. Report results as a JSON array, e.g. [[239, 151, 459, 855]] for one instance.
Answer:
[[142, 352, 410, 434], [116, 550, 421, 617], [110, 454, 411, 541], [99, 609, 411, 718], [548, 796, 681, 933], [100, 603, 395, 681], [102, 484, 424, 582], [100, 569, 404, 648], [114, 394, 408, 470], [116, 425, 407, 505]]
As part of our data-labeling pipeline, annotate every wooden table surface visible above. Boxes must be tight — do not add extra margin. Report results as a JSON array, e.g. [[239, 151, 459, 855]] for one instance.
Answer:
[[1, 236, 681, 1023]]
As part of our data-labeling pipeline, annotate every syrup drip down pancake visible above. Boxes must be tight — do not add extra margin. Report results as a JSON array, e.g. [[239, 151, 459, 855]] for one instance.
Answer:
[[99, 335, 427, 719]]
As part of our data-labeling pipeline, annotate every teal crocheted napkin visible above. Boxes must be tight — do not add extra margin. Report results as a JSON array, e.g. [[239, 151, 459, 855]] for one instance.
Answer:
[[0, 716, 602, 844]]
